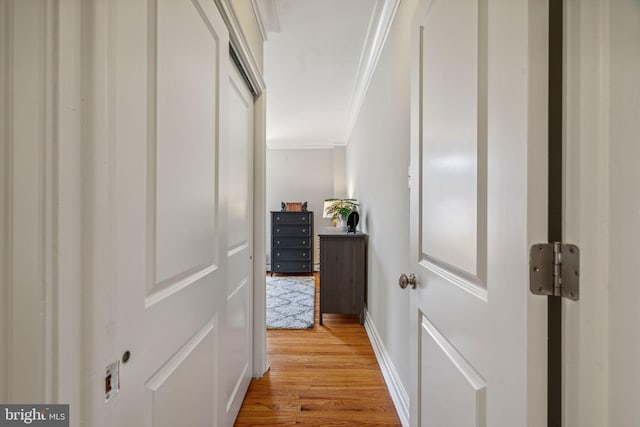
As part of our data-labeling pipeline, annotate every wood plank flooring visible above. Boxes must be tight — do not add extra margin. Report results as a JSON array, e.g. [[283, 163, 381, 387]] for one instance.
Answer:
[[234, 274, 402, 426]]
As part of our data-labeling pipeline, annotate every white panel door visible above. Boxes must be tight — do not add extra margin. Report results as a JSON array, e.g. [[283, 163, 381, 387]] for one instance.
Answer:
[[563, 1, 640, 426], [88, 0, 233, 425], [408, 0, 547, 425], [221, 64, 254, 425]]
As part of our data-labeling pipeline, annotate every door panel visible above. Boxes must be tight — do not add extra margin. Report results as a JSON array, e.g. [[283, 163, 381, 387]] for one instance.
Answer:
[[154, 0, 219, 287], [145, 322, 217, 427], [420, 316, 486, 427], [421, 0, 485, 281], [409, 0, 546, 425], [222, 65, 254, 424]]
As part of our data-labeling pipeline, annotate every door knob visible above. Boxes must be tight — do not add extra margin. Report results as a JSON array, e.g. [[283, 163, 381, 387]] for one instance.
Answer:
[[398, 273, 417, 289]]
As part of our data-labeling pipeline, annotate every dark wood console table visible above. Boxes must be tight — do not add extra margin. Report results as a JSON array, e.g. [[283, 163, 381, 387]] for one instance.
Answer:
[[318, 229, 367, 325]]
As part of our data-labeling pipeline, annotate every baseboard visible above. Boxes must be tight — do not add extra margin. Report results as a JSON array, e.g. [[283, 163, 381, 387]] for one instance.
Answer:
[[364, 311, 410, 427]]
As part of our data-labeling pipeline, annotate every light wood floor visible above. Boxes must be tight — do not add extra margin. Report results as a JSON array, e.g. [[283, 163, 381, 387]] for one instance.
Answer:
[[234, 273, 402, 426]]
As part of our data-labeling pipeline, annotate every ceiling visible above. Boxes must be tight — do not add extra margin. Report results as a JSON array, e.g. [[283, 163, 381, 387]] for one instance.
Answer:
[[255, 0, 399, 149]]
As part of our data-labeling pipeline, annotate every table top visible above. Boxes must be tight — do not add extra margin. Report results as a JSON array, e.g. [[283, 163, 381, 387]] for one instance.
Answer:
[[318, 227, 366, 237]]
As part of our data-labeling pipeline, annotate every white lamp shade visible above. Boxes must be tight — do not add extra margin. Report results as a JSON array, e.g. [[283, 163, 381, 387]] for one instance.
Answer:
[[322, 201, 333, 218]]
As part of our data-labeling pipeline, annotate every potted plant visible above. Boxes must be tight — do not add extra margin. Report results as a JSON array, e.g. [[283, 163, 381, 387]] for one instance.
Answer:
[[324, 199, 358, 229]]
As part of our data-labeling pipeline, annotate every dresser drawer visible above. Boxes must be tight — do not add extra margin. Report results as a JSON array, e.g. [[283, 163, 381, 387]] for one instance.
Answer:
[[272, 212, 312, 225], [272, 261, 312, 272], [273, 224, 312, 237], [273, 237, 311, 249], [272, 248, 311, 261]]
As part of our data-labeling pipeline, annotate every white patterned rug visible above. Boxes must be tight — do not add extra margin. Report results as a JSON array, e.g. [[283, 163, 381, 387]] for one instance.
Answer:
[[266, 276, 316, 329]]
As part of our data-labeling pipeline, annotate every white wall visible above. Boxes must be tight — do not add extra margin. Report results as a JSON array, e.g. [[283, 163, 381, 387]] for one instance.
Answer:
[[332, 146, 347, 197], [345, 0, 417, 401], [266, 148, 342, 268]]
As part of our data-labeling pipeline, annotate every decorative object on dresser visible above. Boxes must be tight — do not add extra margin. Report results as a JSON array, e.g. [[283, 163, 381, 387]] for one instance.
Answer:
[[281, 201, 309, 212], [318, 229, 367, 325], [346, 210, 360, 233], [323, 198, 358, 229], [271, 211, 314, 275]]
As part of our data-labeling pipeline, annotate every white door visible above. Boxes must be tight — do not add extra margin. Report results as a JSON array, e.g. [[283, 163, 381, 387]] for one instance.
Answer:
[[408, 0, 548, 425], [563, 1, 640, 426], [221, 63, 255, 425], [80, 0, 249, 425]]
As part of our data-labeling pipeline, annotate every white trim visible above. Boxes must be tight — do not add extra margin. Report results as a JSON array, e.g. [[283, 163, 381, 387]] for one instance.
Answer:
[[250, 0, 267, 41], [561, 0, 612, 424], [364, 310, 410, 427], [268, 0, 280, 33], [344, 0, 400, 144], [145, 265, 219, 308], [252, 0, 280, 35], [0, 0, 10, 403], [4, 0, 58, 402], [226, 363, 249, 413], [42, 0, 58, 402], [421, 315, 486, 390], [145, 319, 216, 391], [227, 242, 250, 257], [213, 0, 269, 379], [418, 258, 488, 302], [214, 0, 266, 96], [56, 0, 84, 418], [252, 91, 269, 377]]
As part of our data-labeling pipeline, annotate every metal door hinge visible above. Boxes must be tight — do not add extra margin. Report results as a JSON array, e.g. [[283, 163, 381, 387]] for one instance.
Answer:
[[530, 243, 579, 300]]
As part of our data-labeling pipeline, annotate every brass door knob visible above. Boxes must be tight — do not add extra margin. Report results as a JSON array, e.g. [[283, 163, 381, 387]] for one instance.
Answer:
[[399, 273, 417, 289]]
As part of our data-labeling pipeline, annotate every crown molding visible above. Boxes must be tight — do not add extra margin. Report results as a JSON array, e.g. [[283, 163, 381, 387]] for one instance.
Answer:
[[250, 0, 268, 41], [343, 0, 400, 143], [251, 0, 280, 41], [214, 0, 266, 96]]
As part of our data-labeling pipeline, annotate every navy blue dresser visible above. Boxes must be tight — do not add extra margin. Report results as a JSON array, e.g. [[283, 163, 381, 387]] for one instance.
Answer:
[[270, 211, 314, 274]]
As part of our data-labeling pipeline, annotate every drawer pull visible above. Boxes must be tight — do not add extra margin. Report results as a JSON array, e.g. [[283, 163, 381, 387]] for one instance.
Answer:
[[277, 228, 280, 232], [302, 241, 306, 245], [277, 253, 280, 256], [277, 216, 280, 220], [302, 253, 306, 256], [302, 217, 306, 220], [277, 241, 280, 244], [277, 264, 280, 268], [302, 229, 306, 232]]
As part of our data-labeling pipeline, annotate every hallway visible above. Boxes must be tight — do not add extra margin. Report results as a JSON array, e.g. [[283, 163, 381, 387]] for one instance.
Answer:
[[235, 275, 401, 426]]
